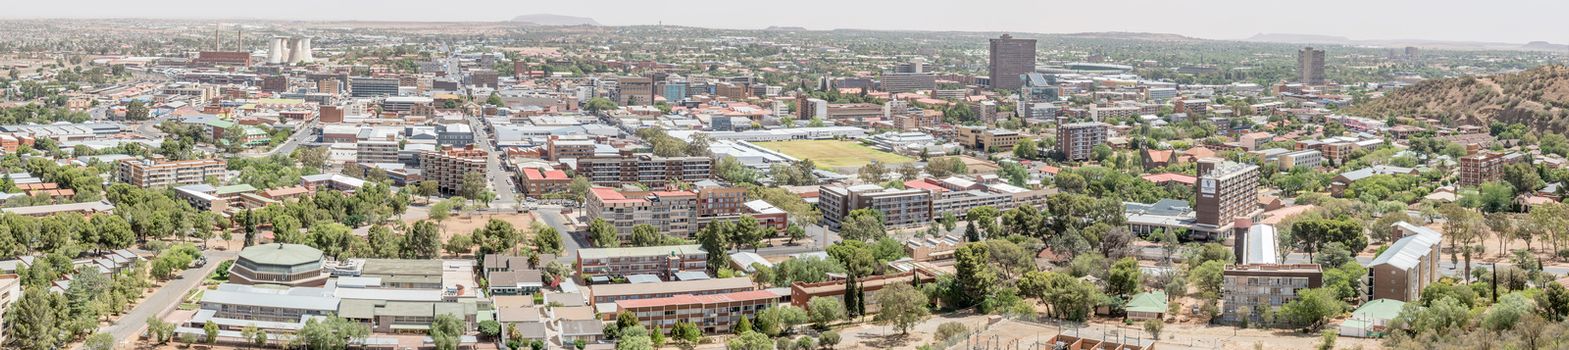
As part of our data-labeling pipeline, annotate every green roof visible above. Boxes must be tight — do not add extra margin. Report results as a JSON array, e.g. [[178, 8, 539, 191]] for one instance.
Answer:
[[1352, 299, 1406, 319], [1125, 291, 1168, 314], [238, 243, 323, 266], [205, 119, 237, 129], [338, 299, 382, 319], [215, 184, 257, 195]]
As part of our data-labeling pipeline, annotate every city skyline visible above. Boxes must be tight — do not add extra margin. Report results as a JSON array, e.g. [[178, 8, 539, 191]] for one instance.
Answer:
[[4, 0, 1569, 45]]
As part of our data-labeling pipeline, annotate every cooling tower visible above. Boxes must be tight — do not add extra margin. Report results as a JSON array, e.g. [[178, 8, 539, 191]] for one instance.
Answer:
[[287, 37, 305, 64], [267, 37, 287, 65], [298, 37, 314, 64]]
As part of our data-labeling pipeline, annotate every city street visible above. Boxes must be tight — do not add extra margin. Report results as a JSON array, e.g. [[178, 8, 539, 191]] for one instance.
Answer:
[[96, 249, 237, 348], [261, 118, 318, 157], [465, 114, 517, 206]]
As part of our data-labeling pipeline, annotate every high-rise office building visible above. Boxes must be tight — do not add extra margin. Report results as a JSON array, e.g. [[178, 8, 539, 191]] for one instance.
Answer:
[[988, 34, 1036, 91], [1195, 158, 1261, 234], [1297, 47, 1325, 85]]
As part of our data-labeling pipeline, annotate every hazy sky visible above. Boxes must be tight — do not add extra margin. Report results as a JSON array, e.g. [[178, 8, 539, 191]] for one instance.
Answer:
[[6, 0, 1568, 44]]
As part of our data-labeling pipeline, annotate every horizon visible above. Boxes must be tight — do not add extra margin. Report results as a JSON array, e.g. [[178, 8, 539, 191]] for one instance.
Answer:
[[2, 0, 1567, 44]]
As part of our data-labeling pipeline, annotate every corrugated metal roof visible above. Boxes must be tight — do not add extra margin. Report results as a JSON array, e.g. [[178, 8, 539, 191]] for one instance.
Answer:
[[1369, 222, 1441, 269], [1243, 224, 1279, 265]]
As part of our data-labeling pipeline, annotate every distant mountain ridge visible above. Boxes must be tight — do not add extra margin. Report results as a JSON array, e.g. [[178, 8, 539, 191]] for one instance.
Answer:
[[1244, 32, 1568, 52], [510, 14, 598, 26]]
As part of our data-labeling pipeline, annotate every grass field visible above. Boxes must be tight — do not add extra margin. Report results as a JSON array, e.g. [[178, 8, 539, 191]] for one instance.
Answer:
[[756, 140, 915, 171]]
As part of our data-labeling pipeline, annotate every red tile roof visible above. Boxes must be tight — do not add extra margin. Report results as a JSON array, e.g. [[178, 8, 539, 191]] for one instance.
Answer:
[[903, 180, 946, 193], [1142, 173, 1197, 185]]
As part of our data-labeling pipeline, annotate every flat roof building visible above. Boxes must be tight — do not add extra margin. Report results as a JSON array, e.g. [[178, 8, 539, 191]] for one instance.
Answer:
[[1057, 120, 1107, 161], [115, 158, 227, 188], [419, 146, 487, 195], [1194, 158, 1260, 238], [988, 34, 1036, 90], [818, 184, 933, 231], [1221, 264, 1322, 325], [615, 290, 779, 334], [576, 245, 708, 280]]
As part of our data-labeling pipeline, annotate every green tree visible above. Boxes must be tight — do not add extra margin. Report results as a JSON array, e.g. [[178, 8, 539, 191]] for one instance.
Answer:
[[430, 314, 464, 350], [953, 243, 997, 308], [807, 297, 846, 329], [786, 223, 807, 245], [734, 315, 753, 335], [444, 233, 474, 257], [671, 321, 702, 347], [1107, 257, 1142, 299], [297, 315, 369, 350], [1483, 292, 1533, 331], [403, 220, 442, 259], [588, 218, 620, 248], [1013, 137, 1038, 160], [459, 172, 489, 203], [583, 97, 619, 115], [1144, 319, 1164, 340], [873, 282, 929, 334], [1279, 288, 1343, 331], [838, 208, 885, 242], [756, 305, 808, 336], [818, 331, 840, 349], [5, 287, 68, 349], [533, 225, 564, 254], [727, 331, 772, 350], [84, 332, 114, 350], [204, 320, 219, 344]]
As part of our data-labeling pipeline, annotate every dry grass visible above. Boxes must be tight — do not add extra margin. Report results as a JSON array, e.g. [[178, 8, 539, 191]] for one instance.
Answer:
[[756, 140, 915, 171]]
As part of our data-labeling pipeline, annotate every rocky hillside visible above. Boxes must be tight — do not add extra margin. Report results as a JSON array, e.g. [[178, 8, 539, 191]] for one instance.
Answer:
[[1349, 65, 1569, 132]]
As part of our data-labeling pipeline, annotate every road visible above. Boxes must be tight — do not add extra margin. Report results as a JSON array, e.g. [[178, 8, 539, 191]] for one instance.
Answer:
[[261, 118, 318, 157], [97, 249, 237, 348], [465, 114, 517, 206], [533, 206, 587, 264]]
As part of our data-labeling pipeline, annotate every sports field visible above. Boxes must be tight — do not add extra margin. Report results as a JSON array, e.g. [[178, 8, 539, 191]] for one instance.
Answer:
[[756, 140, 915, 170]]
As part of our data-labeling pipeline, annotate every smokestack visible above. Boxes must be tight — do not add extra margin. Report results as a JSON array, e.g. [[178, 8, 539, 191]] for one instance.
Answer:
[[236, 28, 243, 52]]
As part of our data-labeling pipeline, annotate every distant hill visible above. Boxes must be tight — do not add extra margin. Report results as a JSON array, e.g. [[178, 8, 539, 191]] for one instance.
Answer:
[[1523, 41, 1569, 51], [1244, 32, 1569, 52], [510, 14, 599, 26], [1347, 65, 1569, 132], [1244, 33, 1353, 45], [1060, 32, 1205, 42]]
